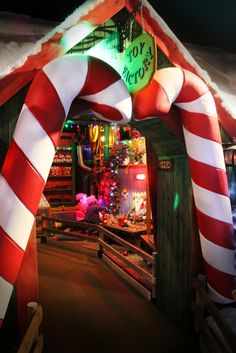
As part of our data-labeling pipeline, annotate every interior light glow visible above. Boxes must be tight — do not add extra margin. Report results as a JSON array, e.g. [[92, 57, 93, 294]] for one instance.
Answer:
[[173, 193, 180, 210], [62, 22, 96, 52], [136, 173, 146, 181]]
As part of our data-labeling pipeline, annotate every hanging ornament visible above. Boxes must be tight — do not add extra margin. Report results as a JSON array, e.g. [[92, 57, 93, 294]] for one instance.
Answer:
[[77, 145, 92, 172], [89, 124, 99, 142], [109, 126, 115, 147]]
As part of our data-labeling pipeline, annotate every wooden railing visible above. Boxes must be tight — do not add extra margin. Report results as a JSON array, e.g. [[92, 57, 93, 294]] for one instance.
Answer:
[[192, 276, 236, 353], [97, 224, 157, 301], [42, 215, 157, 301], [17, 302, 43, 353]]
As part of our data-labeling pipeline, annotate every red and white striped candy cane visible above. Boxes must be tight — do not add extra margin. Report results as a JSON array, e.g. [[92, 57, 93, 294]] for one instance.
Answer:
[[0, 54, 132, 327], [133, 67, 236, 303]]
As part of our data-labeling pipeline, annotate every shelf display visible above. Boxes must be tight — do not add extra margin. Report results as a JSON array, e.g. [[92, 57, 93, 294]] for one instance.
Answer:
[[44, 132, 76, 207]]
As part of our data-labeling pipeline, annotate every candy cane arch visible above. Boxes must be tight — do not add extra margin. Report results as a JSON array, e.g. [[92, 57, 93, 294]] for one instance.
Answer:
[[133, 67, 236, 304], [0, 54, 132, 327]]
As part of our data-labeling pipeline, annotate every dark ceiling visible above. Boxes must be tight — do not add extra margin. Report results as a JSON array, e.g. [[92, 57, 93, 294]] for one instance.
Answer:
[[0, 0, 236, 53]]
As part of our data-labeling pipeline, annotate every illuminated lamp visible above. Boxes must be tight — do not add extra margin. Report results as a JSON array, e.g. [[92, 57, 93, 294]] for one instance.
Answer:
[[136, 173, 145, 181]]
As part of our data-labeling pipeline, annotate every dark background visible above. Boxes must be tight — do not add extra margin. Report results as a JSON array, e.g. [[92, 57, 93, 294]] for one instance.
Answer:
[[1, 0, 236, 53]]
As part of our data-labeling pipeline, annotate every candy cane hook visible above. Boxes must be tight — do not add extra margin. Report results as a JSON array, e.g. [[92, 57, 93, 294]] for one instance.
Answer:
[[133, 67, 236, 304], [0, 54, 132, 327]]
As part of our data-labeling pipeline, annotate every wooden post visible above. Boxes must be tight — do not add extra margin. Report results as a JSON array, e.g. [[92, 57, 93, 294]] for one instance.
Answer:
[[145, 147, 152, 236], [17, 303, 43, 353], [98, 228, 104, 258], [151, 252, 158, 301], [27, 302, 39, 349], [27, 302, 38, 326], [41, 217, 47, 243]]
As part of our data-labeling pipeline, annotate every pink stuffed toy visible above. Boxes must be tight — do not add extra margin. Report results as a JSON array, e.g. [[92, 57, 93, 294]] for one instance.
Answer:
[[75, 193, 88, 221]]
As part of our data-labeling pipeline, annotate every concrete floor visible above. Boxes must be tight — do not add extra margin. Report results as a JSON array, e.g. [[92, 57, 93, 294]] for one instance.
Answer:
[[37, 243, 201, 353]]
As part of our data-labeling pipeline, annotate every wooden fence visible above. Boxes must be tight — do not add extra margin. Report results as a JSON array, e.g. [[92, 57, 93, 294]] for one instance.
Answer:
[[42, 215, 157, 301], [192, 276, 236, 353], [97, 224, 157, 301]]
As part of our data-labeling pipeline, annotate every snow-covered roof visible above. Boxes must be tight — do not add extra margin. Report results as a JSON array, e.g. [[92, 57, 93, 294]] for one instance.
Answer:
[[185, 43, 236, 122], [0, 0, 236, 138], [0, 12, 57, 79]]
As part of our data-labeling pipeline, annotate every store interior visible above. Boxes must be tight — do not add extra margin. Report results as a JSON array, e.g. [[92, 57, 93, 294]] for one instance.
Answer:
[[37, 114, 154, 255]]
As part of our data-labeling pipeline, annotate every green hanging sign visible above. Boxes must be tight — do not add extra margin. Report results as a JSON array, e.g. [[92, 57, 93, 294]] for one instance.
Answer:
[[122, 32, 156, 93]]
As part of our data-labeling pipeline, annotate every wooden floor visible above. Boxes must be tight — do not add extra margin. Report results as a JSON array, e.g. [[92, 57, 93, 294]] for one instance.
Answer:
[[37, 243, 200, 353]]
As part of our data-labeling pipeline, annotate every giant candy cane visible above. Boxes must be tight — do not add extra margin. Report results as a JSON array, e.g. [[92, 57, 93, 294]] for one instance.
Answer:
[[133, 67, 236, 303], [0, 54, 132, 327]]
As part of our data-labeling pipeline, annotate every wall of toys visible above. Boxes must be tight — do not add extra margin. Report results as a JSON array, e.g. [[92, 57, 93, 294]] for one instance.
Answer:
[[53, 119, 148, 218]]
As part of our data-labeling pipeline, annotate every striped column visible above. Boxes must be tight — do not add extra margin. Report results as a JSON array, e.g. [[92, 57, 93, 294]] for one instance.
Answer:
[[0, 54, 132, 327], [133, 67, 236, 304]]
